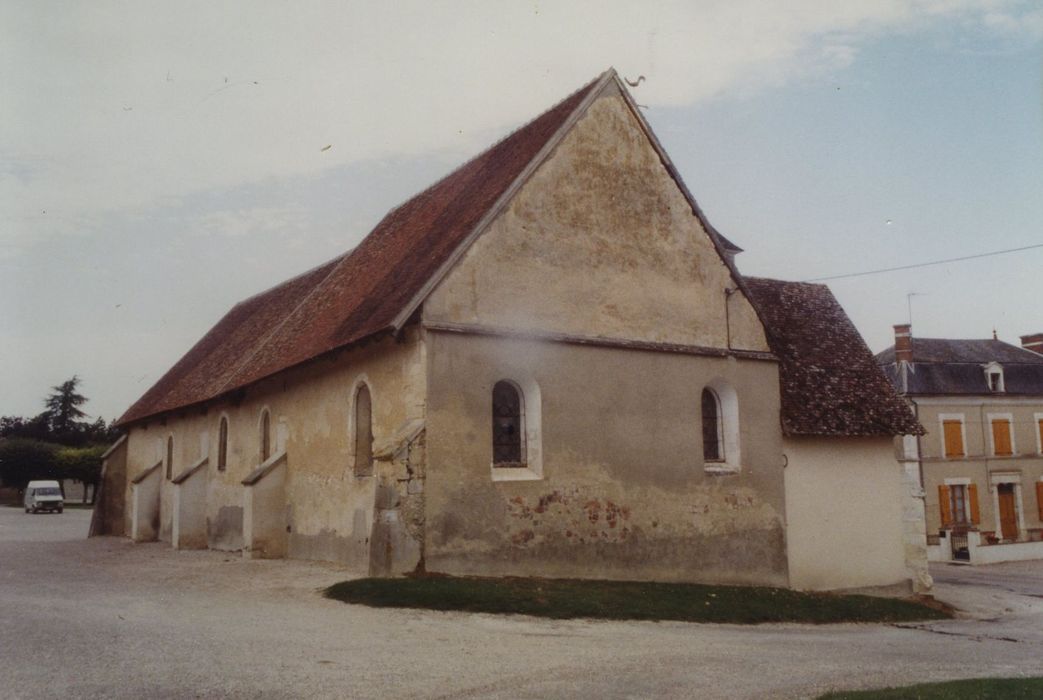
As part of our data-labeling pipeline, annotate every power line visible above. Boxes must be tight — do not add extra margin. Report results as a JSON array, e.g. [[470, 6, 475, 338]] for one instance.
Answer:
[[803, 242, 1043, 283]]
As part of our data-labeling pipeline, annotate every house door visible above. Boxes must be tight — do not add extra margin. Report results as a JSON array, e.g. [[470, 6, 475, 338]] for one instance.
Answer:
[[997, 484, 1018, 540]]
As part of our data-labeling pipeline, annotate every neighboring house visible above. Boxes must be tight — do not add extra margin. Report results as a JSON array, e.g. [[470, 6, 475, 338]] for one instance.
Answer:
[[98, 69, 926, 592], [878, 325, 1043, 564]]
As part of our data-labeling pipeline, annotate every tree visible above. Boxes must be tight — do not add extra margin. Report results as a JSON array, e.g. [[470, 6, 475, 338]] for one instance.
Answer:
[[83, 417, 120, 445], [0, 438, 60, 491], [56, 445, 107, 504], [43, 376, 88, 442], [0, 414, 52, 442]]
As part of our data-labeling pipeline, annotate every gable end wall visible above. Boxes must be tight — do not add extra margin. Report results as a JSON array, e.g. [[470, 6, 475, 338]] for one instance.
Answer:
[[423, 83, 768, 352]]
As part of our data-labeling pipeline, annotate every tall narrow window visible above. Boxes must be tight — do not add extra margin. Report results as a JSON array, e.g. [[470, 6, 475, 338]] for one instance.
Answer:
[[217, 417, 228, 472], [354, 385, 373, 477], [260, 410, 271, 463], [492, 381, 524, 466], [165, 436, 174, 480], [942, 419, 964, 458], [938, 483, 980, 528], [991, 418, 1013, 456], [702, 388, 723, 462], [950, 484, 968, 524]]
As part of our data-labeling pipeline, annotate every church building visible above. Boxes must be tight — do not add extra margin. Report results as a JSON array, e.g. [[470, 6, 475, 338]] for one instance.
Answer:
[[94, 69, 928, 593]]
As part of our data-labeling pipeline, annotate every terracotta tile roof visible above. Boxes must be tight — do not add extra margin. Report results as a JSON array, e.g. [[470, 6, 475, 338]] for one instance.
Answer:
[[118, 74, 604, 426], [744, 277, 923, 437]]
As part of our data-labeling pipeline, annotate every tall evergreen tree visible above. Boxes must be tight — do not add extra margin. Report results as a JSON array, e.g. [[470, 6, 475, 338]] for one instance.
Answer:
[[43, 375, 88, 439]]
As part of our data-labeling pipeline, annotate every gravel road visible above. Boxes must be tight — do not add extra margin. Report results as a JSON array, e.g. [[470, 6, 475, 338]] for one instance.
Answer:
[[1, 506, 1041, 699]]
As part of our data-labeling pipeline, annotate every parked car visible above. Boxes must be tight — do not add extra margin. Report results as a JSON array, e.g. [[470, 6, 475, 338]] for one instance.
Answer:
[[24, 480, 63, 514]]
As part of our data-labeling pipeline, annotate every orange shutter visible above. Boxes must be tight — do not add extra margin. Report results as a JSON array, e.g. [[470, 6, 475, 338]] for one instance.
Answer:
[[1036, 482, 1043, 521], [938, 485, 952, 527], [968, 484, 981, 525], [943, 421, 964, 458], [991, 419, 1013, 456]]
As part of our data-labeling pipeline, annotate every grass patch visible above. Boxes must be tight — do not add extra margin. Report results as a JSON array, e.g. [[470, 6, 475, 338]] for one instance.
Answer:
[[324, 575, 949, 624], [818, 677, 1043, 699]]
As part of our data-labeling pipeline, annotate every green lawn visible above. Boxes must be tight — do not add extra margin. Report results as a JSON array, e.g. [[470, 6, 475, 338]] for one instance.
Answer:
[[325, 575, 949, 624], [819, 677, 1043, 699]]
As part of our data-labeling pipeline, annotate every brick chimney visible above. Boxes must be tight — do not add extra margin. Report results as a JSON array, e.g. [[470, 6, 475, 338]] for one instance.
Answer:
[[1021, 333, 1043, 354], [894, 324, 913, 363]]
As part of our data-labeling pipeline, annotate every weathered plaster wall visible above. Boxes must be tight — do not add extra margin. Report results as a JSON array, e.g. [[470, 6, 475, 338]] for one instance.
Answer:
[[424, 83, 768, 353], [784, 437, 911, 592], [124, 416, 210, 543], [424, 330, 787, 585], [91, 437, 127, 536], [121, 329, 426, 567]]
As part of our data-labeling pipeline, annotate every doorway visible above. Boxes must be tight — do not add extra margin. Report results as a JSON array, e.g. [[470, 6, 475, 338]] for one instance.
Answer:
[[997, 483, 1019, 540]]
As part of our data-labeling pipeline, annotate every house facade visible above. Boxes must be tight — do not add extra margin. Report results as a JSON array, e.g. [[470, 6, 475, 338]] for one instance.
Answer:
[[878, 326, 1043, 564], [97, 70, 928, 592]]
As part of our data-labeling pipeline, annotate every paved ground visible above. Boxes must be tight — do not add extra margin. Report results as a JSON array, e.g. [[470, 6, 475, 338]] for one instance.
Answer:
[[2, 506, 1042, 699]]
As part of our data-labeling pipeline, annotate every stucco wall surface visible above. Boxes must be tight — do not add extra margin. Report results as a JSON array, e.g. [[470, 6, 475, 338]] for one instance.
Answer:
[[424, 330, 787, 586], [784, 437, 911, 591], [423, 83, 768, 353], [124, 415, 210, 544], [913, 401, 1043, 536], [916, 402, 1043, 462], [121, 331, 426, 566], [921, 461, 1043, 536]]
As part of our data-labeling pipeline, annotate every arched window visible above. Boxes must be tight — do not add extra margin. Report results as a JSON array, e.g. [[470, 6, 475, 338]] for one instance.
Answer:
[[259, 409, 271, 463], [492, 381, 525, 466], [165, 436, 174, 480], [354, 385, 373, 477], [217, 416, 228, 472], [702, 388, 723, 462]]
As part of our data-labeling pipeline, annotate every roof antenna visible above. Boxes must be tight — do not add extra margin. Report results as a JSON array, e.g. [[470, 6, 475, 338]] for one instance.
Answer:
[[906, 291, 924, 325], [624, 75, 645, 87]]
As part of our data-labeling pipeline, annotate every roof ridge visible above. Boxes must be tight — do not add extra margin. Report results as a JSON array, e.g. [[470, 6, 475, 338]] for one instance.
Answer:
[[373, 70, 612, 231], [213, 73, 614, 398], [388, 69, 615, 330], [116, 68, 694, 426], [743, 275, 828, 289]]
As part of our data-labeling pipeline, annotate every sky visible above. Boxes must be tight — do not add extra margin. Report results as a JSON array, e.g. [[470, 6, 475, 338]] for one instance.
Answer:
[[2, 0, 1042, 422]]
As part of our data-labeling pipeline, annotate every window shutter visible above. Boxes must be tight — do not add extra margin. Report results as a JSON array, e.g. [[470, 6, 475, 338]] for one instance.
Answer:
[[938, 485, 952, 527], [991, 419, 1012, 456], [1038, 419, 1043, 454], [943, 421, 964, 458], [968, 483, 981, 525], [1036, 482, 1043, 521]]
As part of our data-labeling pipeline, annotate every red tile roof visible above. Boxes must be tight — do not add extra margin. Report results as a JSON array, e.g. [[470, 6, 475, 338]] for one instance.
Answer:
[[118, 74, 605, 426], [745, 277, 924, 437]]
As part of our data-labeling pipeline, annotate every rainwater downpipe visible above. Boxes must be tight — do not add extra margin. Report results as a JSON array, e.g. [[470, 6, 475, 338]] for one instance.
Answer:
[[980, 402, 992, 511], [913, 400, 925, 490]]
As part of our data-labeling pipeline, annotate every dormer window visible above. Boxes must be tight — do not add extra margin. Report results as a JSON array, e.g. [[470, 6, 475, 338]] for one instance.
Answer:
[[984, 362, 1004, 393]]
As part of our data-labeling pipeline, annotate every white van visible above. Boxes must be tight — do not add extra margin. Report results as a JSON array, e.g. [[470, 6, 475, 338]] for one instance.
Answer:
[[24, 480, 64, 514]]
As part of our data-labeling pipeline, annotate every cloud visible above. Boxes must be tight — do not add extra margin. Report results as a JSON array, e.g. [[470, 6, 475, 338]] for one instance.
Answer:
[[0, 0, 1037, 254], [193, 206, 308, 239]]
